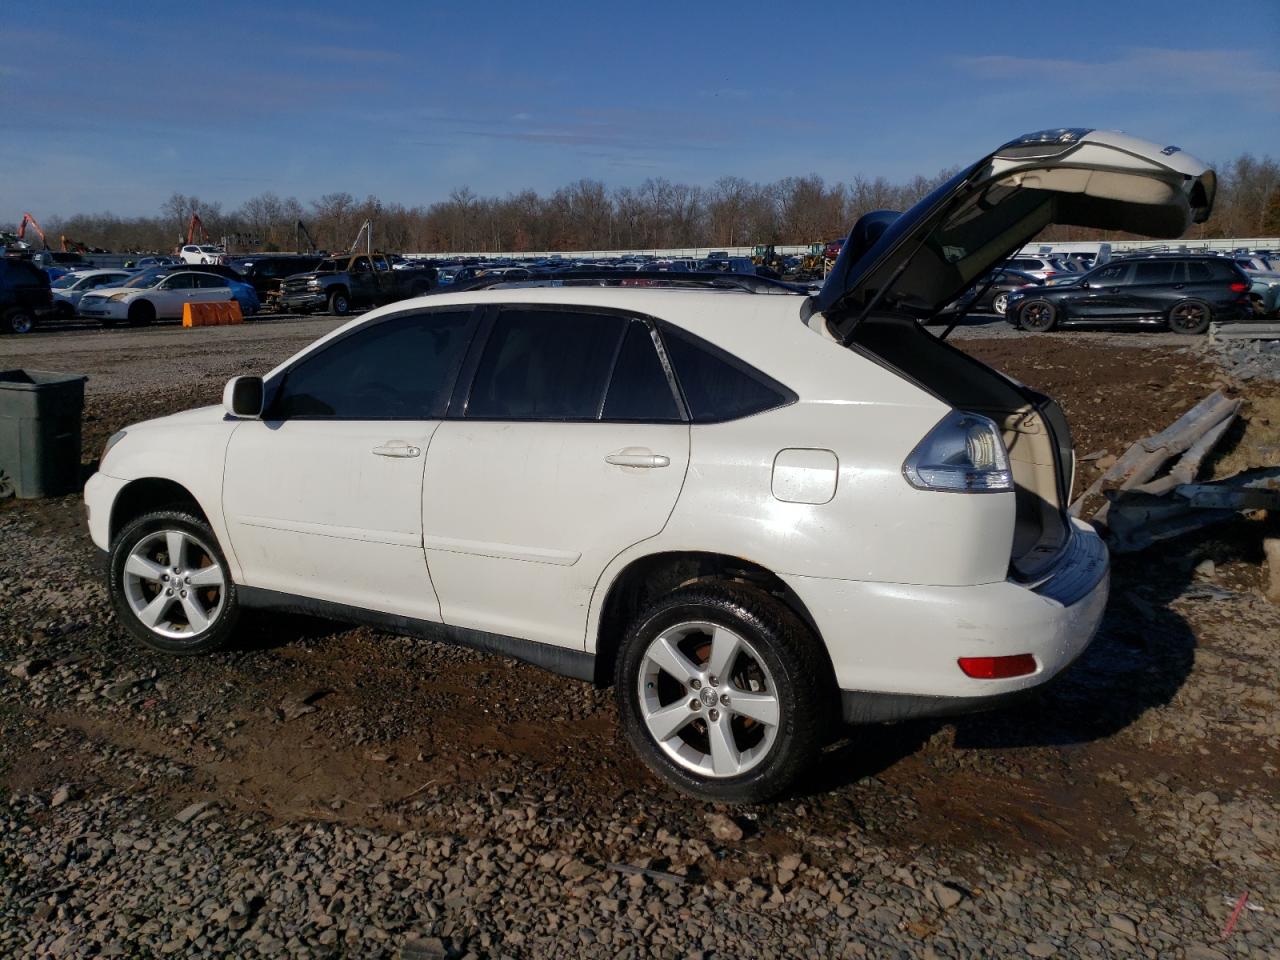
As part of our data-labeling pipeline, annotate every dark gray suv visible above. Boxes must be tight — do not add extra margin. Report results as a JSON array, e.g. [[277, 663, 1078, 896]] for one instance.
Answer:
[[1005, 255, 1251, 334]]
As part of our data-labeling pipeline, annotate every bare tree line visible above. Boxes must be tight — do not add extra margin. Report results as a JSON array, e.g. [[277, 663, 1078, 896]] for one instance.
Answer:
[[29, 153, 1280, 255]]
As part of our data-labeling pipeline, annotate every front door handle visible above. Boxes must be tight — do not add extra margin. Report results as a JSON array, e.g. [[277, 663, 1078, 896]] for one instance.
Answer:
[[606, 448, 670, 468], [372, 442, 421, 458]]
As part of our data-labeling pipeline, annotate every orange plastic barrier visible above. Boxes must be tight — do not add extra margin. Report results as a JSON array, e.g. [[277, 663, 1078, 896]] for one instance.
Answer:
[[182, 301, 244, 327]]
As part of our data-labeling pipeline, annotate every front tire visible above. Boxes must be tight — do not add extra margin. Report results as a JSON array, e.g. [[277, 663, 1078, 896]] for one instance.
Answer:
[[328, 290, 350, 315], [992, 291, 1010, 316], [127, 301, 155, 327], [614, 583, 831, 803], [108, 510, 239, 655], [1019, 299, 1058, 332], [1168, 299, 1211, 335]]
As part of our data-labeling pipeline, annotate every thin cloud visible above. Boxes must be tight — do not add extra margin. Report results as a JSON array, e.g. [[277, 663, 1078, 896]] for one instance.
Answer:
[[957, 48, 1280, 107], [290, 44, 403, 64]]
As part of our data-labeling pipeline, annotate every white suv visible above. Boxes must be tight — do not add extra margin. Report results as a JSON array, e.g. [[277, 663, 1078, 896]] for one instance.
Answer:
[[85, 130, 1214, 801]]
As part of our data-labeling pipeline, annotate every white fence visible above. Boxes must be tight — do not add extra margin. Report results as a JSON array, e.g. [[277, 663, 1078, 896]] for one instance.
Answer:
[[406, 238, 1279, 261]]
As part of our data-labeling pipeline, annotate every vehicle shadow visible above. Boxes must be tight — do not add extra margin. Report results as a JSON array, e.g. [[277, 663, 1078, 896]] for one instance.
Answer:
[[797, 524, 1256, 797], [230, 610, 353, 654]]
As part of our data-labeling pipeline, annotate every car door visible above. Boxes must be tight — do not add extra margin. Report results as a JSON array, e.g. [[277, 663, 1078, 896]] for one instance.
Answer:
[[192, 274, 233, 303], [422, 306, 691, 650], [151, 273, 197, 317], [221, 307, 478, 619], [1125, 260, 1180, 318], [1072, 262, 1132, 319], [348, 256, 377, 306]]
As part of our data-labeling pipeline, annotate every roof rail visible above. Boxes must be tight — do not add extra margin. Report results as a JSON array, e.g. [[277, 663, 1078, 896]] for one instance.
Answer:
[[446, 269, 810, 296]]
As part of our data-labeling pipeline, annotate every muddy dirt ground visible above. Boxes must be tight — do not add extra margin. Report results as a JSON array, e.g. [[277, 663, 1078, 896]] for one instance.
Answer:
[[1, 316, 1277, 958]]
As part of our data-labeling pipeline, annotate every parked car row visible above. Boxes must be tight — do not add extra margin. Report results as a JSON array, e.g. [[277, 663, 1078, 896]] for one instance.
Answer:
[[937, 244, 1269, 334]]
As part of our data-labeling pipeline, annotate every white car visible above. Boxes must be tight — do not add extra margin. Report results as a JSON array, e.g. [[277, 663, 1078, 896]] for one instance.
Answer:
[[77, 270, 234, 326], [179, 244, 225, 265], [50, 269, 132, 317], [85, 130, 1212, 801]]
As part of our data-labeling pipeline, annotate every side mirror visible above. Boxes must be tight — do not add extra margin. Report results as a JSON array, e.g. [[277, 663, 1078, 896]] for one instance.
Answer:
[[1079, 281, 1090, 289], [223, 376, 264, 419]]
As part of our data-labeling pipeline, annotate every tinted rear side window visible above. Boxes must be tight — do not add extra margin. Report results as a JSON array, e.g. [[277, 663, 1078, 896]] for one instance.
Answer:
[[1132, 261, 1177, 284], [662, 325, 793, 423], [467, 309, 627, 420], [602, 321, 682, 422], [273, 310, 473, 419]]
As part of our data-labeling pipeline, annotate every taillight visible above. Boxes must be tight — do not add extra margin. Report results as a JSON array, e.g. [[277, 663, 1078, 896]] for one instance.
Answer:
[[903, 410, 1013, 493], [958, 654, 1037, 679], [1229, 282, 1248, 293]]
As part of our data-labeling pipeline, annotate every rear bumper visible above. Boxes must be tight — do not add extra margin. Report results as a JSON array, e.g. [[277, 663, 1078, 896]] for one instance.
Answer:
[[783, 519, 1109, 721]]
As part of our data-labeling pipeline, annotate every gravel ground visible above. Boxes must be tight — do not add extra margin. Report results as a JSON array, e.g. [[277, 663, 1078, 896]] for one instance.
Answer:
[[1, 314, 1278, 958]]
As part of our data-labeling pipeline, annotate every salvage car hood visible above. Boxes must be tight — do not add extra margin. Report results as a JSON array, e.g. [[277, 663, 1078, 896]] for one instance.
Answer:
[[813, 128, 1216, 331]]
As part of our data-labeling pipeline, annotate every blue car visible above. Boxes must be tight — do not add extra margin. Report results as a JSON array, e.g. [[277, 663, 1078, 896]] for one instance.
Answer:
[[228, 279, 260, 317]]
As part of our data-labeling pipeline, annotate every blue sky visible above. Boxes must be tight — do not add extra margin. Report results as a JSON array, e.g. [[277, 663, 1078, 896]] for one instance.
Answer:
[[2, 0, 1277, 222]]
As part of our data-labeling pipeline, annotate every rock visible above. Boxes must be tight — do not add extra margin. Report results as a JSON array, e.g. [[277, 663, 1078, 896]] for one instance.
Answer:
[[929, 881, 965, 911], [175, 801, 211, 824], [278, 687, 330, 722], [778, 853, 803, 873], [1096, 454, 1118, 471], [1194, 558, 1216, 579], [401, 936, 447, 959], [1026, 942, 1056, 957], [1264, 538, 1280, 605], [1108, 913, 1137, 938], [706, 813, 744, 843], [50, 785, 74, 808], [9, 658, 50, 679]]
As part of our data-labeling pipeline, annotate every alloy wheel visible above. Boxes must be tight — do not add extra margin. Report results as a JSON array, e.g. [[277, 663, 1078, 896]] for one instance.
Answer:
[[122, 529, 226, 639], [1169, 301, 1208, 333], [637, 621, 781, 778], [993, 292, 1009, 316]]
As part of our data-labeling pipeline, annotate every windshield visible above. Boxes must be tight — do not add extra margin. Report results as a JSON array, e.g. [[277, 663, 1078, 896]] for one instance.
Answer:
[[52, 274, 81, 289], [315, 259, 341, 272]]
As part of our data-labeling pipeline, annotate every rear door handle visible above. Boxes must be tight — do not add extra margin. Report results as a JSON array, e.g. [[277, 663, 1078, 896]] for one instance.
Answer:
[[372, 442, 421, 458], [606, 448, 670, 468]]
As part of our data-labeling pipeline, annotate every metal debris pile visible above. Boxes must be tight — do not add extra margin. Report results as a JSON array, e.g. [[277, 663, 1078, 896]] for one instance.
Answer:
[[1070, 390, 1280, 598]]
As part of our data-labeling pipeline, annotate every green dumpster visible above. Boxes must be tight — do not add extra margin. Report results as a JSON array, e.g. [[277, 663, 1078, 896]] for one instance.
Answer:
[[0, 369, 88, 499]]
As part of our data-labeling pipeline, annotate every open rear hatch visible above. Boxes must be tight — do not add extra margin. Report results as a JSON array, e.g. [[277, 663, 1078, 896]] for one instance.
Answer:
[[808, 128, 1216, 581]]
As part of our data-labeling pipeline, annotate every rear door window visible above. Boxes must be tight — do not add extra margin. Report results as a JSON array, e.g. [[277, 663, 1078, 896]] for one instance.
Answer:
[[601, 321, 682, 422], [1132, 261, 1177, 284], [272, 309, 474, 419], [661, 325, 794, 423], [466, 308, 627, 420]]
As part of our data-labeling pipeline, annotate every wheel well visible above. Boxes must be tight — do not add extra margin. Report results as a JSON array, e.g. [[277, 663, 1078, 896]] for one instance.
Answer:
[[109, 478, 207, 544], [592, 551, 827, 687], [128, 299, 154, 317], [329, 286, 349, 299]]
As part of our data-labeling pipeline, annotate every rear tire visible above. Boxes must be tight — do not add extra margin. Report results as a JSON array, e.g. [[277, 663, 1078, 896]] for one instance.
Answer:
[[127, 301, 155, 327], [1019, 299, 1058, 332], [108, 510, 239, 655], [614, 582, 832, 803], [1168, 299, 1211, 335], [1, 308, 35, 335]]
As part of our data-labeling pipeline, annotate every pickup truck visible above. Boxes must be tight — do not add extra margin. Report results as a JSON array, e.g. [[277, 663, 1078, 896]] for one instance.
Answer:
[[278, 252, 437, 315]]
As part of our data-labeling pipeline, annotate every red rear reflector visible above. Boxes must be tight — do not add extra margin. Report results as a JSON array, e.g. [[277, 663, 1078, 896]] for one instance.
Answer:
[[957, 654, 1037, 679], [1229, 282, 1248, 293]]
